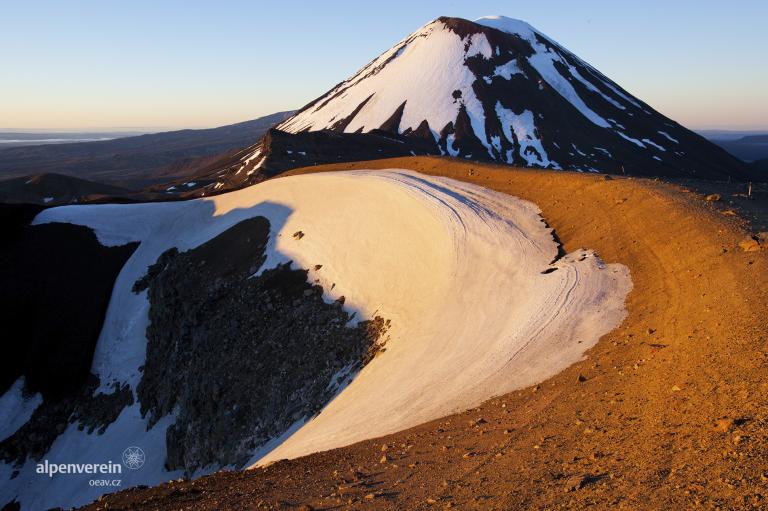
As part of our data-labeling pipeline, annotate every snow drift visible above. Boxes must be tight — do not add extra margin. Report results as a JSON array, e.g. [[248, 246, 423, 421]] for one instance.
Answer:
[[0, 170, 630, 509]]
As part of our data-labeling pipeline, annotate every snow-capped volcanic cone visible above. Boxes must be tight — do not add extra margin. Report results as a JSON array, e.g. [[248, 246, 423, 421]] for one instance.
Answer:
[[259, 16, 745, 179]]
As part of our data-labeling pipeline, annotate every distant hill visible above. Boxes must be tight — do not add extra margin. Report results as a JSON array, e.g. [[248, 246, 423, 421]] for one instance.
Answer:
[[0, 173, 134, 205], [141, 127, 443, 196], [752, 158, 768, 174], [709, 134, 768, 162], [0, 131, 145, 149], [0, 111, 293, 188]]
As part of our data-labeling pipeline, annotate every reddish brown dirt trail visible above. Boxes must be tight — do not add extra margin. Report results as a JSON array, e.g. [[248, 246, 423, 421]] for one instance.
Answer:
[[83, 157, 768, 510]]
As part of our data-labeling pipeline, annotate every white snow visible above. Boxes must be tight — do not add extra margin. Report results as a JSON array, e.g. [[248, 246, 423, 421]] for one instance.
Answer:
[[658, 130, 679, 144], [242, 147, 262, 164], [616, 131, 646, 148], [232, 144, 265, 176], [608, 119, 627, 129], [445, 134, 459, 156], [490, 134, 502, 154], [594, 146, 613, 157], [252, 170, 630, 465], [474, 15, 538, 40], [571, 143, 587, 157], [5, 170, 631, 508], [466, 32, 493, 59], [568, 65, 625, 110], [642, 138, 666, 151], [576, 62, 644, 110], [43, 197, 54, 204], [0, 403, 182, 511], [475, 16, 611, 128], [495, 102, 551, 167], [278, 20, 491, 153], [274, 15, 663, 171], [492, 58, 524, 80], [0, 378, 41, 442]]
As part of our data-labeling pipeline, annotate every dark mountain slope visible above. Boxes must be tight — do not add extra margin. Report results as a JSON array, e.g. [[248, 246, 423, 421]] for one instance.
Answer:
[[249, 16, 750, 181], [752, 158, 768, 173], [0, 111, 293, 187], [710, 134, 768, 162], [0, 173, 133, 205]]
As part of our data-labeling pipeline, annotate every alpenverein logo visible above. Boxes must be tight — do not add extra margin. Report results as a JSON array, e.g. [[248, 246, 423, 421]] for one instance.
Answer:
[[121, 446, 145, 470]]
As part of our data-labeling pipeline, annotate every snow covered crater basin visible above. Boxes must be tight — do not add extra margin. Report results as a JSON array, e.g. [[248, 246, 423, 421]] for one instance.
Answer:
[[35, 169, 631, 468]]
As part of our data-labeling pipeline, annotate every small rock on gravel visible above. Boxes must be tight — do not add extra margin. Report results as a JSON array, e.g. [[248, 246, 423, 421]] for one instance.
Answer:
[[739, 237, 761, 252], [715, 418, 734, 432]]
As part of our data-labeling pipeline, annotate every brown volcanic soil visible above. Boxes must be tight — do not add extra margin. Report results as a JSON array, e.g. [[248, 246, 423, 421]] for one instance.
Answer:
[[82, 157, 768, 510]]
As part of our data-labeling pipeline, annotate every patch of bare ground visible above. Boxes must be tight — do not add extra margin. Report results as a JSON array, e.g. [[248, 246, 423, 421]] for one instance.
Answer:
[[81, 157, 768, 510], [663, 178, 768, 233]]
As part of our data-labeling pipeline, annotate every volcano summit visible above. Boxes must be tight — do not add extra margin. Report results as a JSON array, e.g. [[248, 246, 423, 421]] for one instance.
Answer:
[[222, 16, 746, 183]]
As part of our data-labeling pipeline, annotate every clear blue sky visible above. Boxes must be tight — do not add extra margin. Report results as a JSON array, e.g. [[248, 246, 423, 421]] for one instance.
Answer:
[[1, 0, 766, 130]]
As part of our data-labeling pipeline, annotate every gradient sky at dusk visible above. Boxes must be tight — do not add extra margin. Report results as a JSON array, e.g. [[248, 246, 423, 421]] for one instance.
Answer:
[[1, 0, 766, 131]]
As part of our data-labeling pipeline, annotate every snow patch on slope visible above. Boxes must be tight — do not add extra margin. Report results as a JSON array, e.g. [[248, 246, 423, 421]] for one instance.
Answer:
[[658, 130, 679, 144], [617, 131, 646, 148], [0, 378, 41, 442], [496, 102, 550, 166], [642, 138, 666, 151], [476, 16, 612, 127], [0, 404, 181, 511], [466, 32, 493, 58], [5, 170, 630, 508], [493, 58, 524, 80], [280, 20, 488, 144], [249, 170, 629, 465], [476, 16, 645, 113]]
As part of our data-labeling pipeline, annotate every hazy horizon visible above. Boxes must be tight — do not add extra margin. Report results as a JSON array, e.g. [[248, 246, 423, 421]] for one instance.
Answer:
[[1, 125, 767, 136], [2, 0, 766, 131]]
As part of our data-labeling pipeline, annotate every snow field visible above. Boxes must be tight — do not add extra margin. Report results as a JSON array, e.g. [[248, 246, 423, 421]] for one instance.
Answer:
[[2, 170, 631, 508]]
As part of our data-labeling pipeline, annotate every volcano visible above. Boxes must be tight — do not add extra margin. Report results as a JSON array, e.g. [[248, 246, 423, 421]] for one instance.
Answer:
[[224, 16, 746, 181]]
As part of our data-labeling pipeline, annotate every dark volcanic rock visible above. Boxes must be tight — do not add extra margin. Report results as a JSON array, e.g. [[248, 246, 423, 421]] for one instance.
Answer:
[[134, 217, 389, 474], [0, 376, 133, 466], [177, 127, 441, 192], [0, 173, 134, 206], [0, 205, 136, 466], [0, 203, 44, 244], [0, 214, 138, 398]]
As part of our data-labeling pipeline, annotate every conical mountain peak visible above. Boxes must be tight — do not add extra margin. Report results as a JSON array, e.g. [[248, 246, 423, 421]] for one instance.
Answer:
[[248, 16, 747, 179]]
